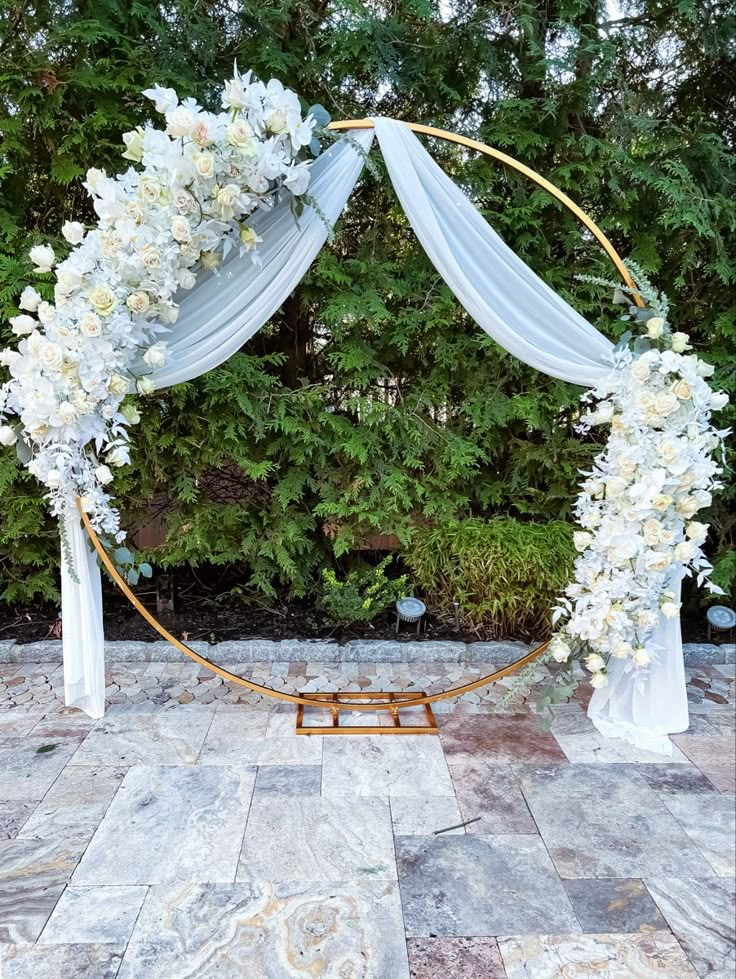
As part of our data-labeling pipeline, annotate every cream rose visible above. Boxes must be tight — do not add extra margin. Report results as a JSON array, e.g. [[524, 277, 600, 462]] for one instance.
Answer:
[[143, 343, 167, 368], [652, 494, 673, 512], [644, 550, 671, 572], [136, 376, 156, 395], [107, 444, 129, 467], [654, 392, 679, 416], [138, 176, 161, 203], [239, 226, 263, 251], [126, 292, 150, 315], [195, 152, 215, 178], [192, 120, 211, 146], [642, 519, 661, 546], [585, 653, 606, 673], [122, 127, 144, 163], [660, 601, 680, 619], [227, 119, 254, 147], [36, 340, 63, 371], [140, 244, 161, 269], [630, 360, 651, 383], [676, 497, 699, 519], [590, 672, 608, 689], [170, 216, 191, 243], [632, 647, 651, 667], [80, 313, 102, 337], [548, 637, 572, 663], [611, 641, 633, 660], [165, 105, 195, 137], [671, 378, 692, 400], [573, 531, 593, 552], [670, 331, 691, 353], [89, 285, 117, 316], [107, 374, 129, 396]]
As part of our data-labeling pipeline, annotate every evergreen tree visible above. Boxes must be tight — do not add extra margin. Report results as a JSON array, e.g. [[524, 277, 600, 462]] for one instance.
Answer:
[[1, 1, 733, 610]]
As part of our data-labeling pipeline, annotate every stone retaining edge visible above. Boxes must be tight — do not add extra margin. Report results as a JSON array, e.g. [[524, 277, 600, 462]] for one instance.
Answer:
[[0, 638, 732, 665]]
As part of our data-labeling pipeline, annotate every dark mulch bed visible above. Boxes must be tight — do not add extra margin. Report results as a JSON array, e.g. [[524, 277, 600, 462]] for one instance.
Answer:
[[0, 563, 728, 648]]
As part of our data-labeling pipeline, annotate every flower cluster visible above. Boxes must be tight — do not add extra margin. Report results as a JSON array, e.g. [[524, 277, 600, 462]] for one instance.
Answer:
[[548, 311, 729, 688], [0, 71, 319, 538]]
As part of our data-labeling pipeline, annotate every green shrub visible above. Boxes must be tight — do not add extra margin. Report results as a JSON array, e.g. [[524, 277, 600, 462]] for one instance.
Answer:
[[404, 518, 575, 640], [318, 557, 409, 626]]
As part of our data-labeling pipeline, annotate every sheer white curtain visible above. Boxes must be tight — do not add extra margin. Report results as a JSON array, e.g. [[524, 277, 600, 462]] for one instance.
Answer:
[[62, 117, 687, 751], [370, 117, 688, 753], [61, 130, 375, 717]]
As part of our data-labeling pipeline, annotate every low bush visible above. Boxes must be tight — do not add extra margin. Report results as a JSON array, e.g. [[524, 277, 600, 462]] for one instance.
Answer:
[[404, 518, 575, 640], [318, 557, 409, 626]]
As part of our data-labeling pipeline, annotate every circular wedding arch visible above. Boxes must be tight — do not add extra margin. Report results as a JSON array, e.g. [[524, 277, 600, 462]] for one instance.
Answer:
[[78, 119, 645, 716]]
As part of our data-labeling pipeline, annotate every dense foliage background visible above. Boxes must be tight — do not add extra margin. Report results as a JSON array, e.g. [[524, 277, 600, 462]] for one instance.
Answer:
[[0, 0, 733, 631]]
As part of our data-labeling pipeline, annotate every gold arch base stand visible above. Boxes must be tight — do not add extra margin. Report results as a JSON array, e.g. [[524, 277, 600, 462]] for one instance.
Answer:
[[77, 120, 642, 734]]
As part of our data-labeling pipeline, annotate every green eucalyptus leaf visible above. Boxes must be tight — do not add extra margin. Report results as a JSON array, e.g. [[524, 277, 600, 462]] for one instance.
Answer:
[[126, 568, 140, 586], [307, 103, 331, 127], [139, 562, 153, 578], [113, 547, 134, 566]]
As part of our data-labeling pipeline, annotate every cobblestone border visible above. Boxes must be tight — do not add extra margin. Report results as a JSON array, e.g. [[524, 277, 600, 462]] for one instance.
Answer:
[[0, 637, 732, 665]]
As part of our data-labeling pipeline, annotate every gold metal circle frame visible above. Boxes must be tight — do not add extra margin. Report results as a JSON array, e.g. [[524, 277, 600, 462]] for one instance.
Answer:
[[78, 119, 644, 723]]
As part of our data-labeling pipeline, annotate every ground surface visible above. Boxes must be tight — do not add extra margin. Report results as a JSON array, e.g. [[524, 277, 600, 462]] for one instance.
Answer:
[[0, 660, 734, 979]]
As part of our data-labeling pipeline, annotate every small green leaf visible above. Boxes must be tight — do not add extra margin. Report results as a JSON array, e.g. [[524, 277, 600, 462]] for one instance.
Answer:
[[113, 547, 134, 566], [36, 743, 57, 754], [138, 562, 153, 578], [126, 568, 139, 586], [307, 103, 331, 127]]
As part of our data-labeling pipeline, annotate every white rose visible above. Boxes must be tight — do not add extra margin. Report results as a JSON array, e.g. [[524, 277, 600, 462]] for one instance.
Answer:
[[611, 641, 633, 660], [222, 78, 248, 110], [659, 529, 675, 545], [605, 476, 628, 498], [107, 374, 129, 396], [632, 647, 651, 668], [9, 314, 36, 336], [136, 376, 156, 395], [36, 340, 63, 371], [685, 521, 708, 543], [121, 127, 144, 163], [654, 392, 679, 416], [143, 343, 167, 369], [126, 292, 150, 315], [170, 216, 191, 243], [266, 109, 287, 134], [45, 469, 63, 488], [57, 401, 77, 425], [644, 550, 671, 572], [657, 440, 678, 464], [138, 176, 161, 203], [652, 494, 673, 512], [29, 244, 56, 273], [80, 312, 102, 337], [573, 531, 593, 552], [641, 519, 661, 546], [61, 220, 85, 245], [676, 497, 699, 519], [195, 152, 215, 178], [671, 378, 692, 400], [107, 444, 129, 467], [660, 602, 680, 619], [174, 189, 196, 213], [178, 268, 196, 290], [214, 183, 242, 217], [95, 464, 114, 485], [0, 425, 17, 446], [89, 285, 117, 316], [585, 653, 606, 673], [590, 672, 608, 689], [711, 392, 729, 411], [227, 119, 254, 147], [19, 286, 41, 311], [646, 316, 665, 339], [165, 105, 195, 137], [591, 401, 614, 424], [549, 637, 571, 663], [139, 244, 161, 270], [630, 360, 651, 383], [120, 403, 140, 424], [674, 540, 697, 562], [670, 331, 691, 353], [126, 200, 145, 223]]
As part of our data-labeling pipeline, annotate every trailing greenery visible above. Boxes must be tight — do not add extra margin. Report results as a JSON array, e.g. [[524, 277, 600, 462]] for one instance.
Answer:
[[404, 518, 575, 639], [318, 557, 408, 626], [0, 1, 733, 621]]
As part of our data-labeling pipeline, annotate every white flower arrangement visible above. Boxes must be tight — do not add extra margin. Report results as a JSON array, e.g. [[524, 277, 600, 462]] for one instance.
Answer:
[[0, 70, 325, 541], [545, 268, 729, 692]]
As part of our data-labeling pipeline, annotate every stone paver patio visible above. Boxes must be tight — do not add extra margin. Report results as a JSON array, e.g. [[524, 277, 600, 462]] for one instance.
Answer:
[[0, 659, 734, 978]]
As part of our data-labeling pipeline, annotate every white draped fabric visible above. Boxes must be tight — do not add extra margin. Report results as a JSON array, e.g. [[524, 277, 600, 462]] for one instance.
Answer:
[[61, 117, 687, 749]]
